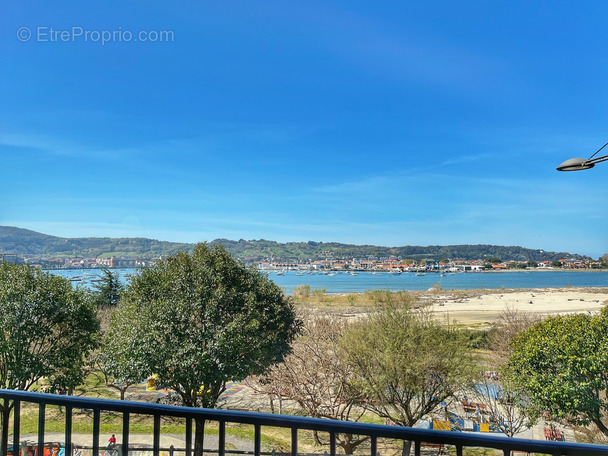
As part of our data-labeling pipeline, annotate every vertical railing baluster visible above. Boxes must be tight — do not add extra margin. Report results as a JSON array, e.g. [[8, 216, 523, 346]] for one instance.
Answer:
[[37, 403, 45, 456], [13, 400, 20, 453], [185, 418, 192, 456], [254, 424, 261, 456], [218, 421, 225, 456], [1, 390, 605, 456], [153, 414, 160, 456], [64, 406, 72, 456], [291, 428, 297, 456], [122, 412, 130, 456], [92, 409, 100, 456]]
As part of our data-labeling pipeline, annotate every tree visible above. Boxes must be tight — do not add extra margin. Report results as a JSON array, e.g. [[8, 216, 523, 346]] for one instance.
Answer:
[[0, 263, 99, 456], [463, 306, 541, 438], [252, 316, 366, 454], [106, 243, 301, 456], [340, 297, 475, 455], [92, 267, 124, 307], [488, 305, 539, 363], [507, 310, 608, 437], [98, 320, 144, 400], [469, 373, 537, 437]]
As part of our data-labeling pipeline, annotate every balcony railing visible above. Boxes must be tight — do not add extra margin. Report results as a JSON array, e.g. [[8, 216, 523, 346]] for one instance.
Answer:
[[1, 390, 607, 456]]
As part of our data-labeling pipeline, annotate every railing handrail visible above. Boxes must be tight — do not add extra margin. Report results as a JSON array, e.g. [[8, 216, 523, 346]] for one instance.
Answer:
[[1, 389, 607, 455]]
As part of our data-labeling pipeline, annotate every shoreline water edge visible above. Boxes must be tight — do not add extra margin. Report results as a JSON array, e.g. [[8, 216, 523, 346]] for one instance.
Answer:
[[49, 268, 607, 295]]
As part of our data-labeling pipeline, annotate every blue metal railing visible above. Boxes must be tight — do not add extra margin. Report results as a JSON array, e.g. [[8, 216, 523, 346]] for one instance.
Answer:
[[1, 390, 607, 456]]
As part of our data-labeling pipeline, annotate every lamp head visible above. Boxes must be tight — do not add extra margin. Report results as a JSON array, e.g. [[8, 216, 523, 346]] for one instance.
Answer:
[[556, 157, 595, 172]]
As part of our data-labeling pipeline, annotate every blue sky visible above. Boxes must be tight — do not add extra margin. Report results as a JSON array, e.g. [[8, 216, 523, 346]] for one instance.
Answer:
[[2, 1, 607, 258]]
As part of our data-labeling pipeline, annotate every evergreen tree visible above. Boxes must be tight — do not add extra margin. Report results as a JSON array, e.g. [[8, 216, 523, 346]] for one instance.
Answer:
[[92, 267, 124, 307]]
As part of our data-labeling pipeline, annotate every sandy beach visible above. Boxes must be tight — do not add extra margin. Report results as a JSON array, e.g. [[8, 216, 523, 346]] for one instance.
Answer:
[[422, 287, 608, 325]]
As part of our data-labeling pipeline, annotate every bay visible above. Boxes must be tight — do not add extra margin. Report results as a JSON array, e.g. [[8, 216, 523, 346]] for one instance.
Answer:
[[49, 268, 607, 295], [267, 270, 607, 294]]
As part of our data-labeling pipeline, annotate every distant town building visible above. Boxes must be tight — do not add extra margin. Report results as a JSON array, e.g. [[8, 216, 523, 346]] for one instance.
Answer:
[[116, 257, 136, 268], [0, 253, 23, 264]]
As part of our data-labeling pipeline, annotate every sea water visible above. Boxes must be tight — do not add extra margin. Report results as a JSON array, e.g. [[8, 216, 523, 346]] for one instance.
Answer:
[[50, 268, 607, 295]]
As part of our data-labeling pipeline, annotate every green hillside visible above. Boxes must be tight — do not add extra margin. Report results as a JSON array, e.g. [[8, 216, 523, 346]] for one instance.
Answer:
[[0, 226, 192, 258], [0, 226, 589, 262], [210, 239, 586, 262]]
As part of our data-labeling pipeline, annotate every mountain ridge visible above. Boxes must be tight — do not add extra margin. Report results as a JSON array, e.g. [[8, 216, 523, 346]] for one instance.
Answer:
[[0, 225, 590, 262]]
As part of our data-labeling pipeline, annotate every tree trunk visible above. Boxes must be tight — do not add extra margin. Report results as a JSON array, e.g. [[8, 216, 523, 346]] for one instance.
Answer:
[[0, 399, 11, 456], [341, 435, 355, 455], [592, 417, 608, 438], [194, 417, 205, 456]]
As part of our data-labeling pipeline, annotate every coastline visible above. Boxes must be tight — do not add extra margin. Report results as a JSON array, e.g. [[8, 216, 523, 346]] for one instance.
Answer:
[[299, 287, 608, 326], [417, 287, 608, 325], [470, 268, 608, 273]]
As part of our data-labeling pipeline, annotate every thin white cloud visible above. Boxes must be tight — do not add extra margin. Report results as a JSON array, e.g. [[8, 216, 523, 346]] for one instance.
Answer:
[[0, 132, 139, 160]]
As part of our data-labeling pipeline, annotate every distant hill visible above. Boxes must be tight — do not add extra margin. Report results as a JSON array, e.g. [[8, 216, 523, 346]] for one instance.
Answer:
[[209, 238, 588, 262], [0, 226, 192, 258], [0, 226, 589, 262]]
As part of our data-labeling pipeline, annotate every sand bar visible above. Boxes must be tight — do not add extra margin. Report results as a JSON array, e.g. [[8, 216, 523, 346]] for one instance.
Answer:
[[422, 287, 608, 325]]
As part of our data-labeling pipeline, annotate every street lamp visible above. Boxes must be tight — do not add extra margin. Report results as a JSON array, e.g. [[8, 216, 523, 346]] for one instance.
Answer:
[[557, 140, 608, 171]]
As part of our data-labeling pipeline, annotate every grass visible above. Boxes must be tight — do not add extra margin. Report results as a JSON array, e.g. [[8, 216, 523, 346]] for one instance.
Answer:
[[292, 287, 526, 311], [11, 405, 186, 435], [446, 449, 501, 456]]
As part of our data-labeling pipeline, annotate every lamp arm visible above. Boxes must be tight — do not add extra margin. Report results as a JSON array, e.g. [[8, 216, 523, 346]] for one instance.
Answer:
[[586, 154, 608, 165], [588, 141, 608, 160]]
